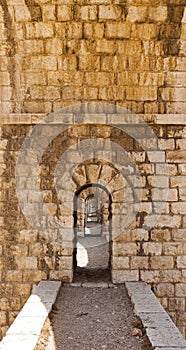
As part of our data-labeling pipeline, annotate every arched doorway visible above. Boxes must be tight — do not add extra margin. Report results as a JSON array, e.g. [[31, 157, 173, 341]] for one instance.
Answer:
[[73, 184, 112, 280]]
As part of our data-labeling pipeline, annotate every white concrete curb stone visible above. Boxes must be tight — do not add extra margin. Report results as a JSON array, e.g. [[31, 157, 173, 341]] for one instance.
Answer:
[[125, 282, 186, 349], [0, 280, 61, 350]]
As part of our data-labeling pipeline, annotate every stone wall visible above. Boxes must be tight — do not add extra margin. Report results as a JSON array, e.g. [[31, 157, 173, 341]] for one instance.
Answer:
[[1, 0, 186, 342], [0, 1, 186, 114], [0, 112, 186, 339]]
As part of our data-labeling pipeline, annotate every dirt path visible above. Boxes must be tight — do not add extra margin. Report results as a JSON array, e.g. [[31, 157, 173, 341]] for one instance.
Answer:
[[50, 284, 153, 350]]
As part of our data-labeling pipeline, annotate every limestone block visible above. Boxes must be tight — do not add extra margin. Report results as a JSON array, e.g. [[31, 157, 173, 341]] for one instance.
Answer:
[[99, 5, 121, 20], [57, 5, 72, 21], [176, 58, 186, 71], [66, 23, 82, 39], [130, 152, 145, 163], [131, 256, 149, 269], [172, 229, 186, 242], [79, 56, 100, 71], [147, 151, 165, 163], [0, 312, 7, 327], [45, 39, 63, 55], [148, 175, 169, 188], [43, 5, 56, 21], [160, 270, 181, 283], [99, 86, 125, 100], [98, 164, 117, 185], [135, 188, 150, 201], [26, 23, 54, 39], [107, 174, 124, 193], [114, 230, 131, 242], [84, 23, 104, 38], [105, 23, 130, 38], [0, 72, 10, 86], [112, 256, 129, 270], [138, 163, 154, 175], [85, 72, 114, 87], [156, 164, 177, 176], [177, 312, 186, 327], [112, 270, 139, 283], [5, 271, 22, 283], [29, 243, 43, 256], [144, 214, 181, 228], [170, 176, 186, 188], [0, 298, 9, 311], [49, 270, 73, 282], [179, 188, 186, 201], [177, 256, 186, 269], [161, 88, 186, 101], [153, 202, 169, 214], [131, 229, 149, 241], [127, 87, 157, 101], [18, 40, 44, 54], [141, 270, 160, 283], [151, 229, 171, 242], [58, 228, 74, 242], [127, 6, 147, 22], [134, 202, 152, 214], [14, 5, 31, 22], [152, 188, 177, 202], [155, 283, 175, 298], [131, 23, 157, 40], [86, 163, 101, 183], [111, 189, 125, 203], [54, 23, 67, 38], [143, 242, 162, 256], [18, 230, 38, 243], [167, 72, 186, 87], [167, 151, 186, 163], [113, 242, 139, 256], [171, 203, 186, 215], [15, 257, 38, 270], [151, 256, 174, 270], [21, 72, 46, 86], [176, 139, 186, 150], [58, 256, 72, 270], [0, 87, 12, 101], [119, 72, 139, 87], [148, 6, 167, 22], [76, 5, 97, 21], [167, 102, 186, 114], [163, 243, 185, 256], [13, 283, 31, 298], [175, 284, 186, 297], [158, 139, 175, 150], [96, 39, 115, 54]]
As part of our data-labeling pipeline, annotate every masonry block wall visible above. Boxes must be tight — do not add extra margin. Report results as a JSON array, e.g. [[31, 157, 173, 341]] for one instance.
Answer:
[[1, 0, 186, 340]]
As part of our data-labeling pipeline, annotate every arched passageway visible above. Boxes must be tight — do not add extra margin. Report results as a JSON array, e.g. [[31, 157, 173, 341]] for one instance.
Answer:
[[73, 183, 112, 280]]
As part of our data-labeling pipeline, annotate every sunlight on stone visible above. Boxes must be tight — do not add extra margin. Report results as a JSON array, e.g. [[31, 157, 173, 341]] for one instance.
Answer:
[[76, 242, 88, 267]]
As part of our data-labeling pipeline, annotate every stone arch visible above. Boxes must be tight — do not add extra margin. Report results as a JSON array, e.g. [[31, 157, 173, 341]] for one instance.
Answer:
[[15, 116, 158, 284], [56, 157, 135, 281]]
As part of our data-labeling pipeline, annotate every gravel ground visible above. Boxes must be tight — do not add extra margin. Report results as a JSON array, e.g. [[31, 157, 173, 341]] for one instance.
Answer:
[[76, 236, 110, 268], [50, 284, 153, 350]]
